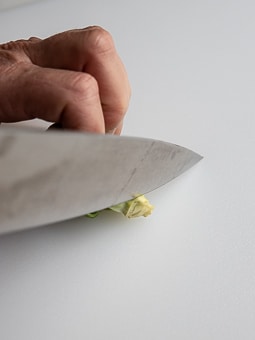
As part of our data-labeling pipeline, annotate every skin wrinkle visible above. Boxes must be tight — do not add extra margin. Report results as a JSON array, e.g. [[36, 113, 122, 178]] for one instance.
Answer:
[[0, 26, 130, 133]]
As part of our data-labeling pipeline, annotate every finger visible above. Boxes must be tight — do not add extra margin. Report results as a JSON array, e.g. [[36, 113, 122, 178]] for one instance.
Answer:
[[107, 121, 123, 135], [27, 26, 131, 132], [1, 63, 105, 132], [114, 122, 123, 135]]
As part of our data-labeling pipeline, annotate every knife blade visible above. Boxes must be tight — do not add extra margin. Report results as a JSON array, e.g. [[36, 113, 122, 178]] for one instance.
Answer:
[[0, 127, 202, 233]]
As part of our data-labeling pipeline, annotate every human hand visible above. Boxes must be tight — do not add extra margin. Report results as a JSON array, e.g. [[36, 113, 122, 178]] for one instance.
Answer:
[[0, 26, 131, 134]]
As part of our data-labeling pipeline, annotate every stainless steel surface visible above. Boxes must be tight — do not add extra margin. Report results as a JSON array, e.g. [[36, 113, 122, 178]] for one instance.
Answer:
[[0, 127, 202, 233]]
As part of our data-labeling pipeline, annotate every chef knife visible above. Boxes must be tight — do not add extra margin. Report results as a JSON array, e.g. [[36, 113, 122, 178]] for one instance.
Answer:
[[0, 127, 202, 234]]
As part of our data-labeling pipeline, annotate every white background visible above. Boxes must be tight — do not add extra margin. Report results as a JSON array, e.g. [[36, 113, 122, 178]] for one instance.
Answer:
[[0, 0, 255, 339], [0, 0, 40, 11]]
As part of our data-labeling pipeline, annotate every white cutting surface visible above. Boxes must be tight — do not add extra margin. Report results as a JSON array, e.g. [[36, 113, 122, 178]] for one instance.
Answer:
[[0, 0, 40, 11], [0, 1, 255, 339]]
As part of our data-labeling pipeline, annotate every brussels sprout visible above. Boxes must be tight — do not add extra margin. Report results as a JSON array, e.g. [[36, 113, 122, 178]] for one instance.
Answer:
[[86, 195, 153, 218]]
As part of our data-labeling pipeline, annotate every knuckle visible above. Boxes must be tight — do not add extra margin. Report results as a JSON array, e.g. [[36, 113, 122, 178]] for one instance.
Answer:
[[86, 26, 115, 55], [0, 39, 35, 64], [104, 101, 130, 129], [115, 98, 130, 118], [0, 39, 28, 51], [104, 86, 131, 128], [70, 73, 99, 99], [116, 88, 132, 116]]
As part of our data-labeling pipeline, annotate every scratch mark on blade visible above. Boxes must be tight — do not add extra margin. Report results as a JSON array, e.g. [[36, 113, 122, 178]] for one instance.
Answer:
[[116, 140, 156, 201]]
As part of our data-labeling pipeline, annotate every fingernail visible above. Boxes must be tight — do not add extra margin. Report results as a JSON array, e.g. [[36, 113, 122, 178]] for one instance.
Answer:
[[106, 128, 117, 135]]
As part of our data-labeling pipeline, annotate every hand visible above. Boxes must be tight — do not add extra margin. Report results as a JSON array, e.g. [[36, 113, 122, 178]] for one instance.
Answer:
[[0, 26, 131, 134]]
